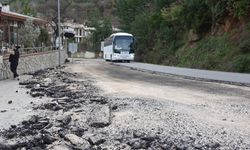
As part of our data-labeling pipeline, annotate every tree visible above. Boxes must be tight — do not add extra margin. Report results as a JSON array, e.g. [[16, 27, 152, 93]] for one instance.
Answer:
[[37, 28, 49, 46], [35, 0, 74, 47], [116, 0, 179, 62], [87, 10, 112, 51], [116, 0, 149, 31], [227, 0, 250, 18], [22, 0, 37, 16], [204, 0, 228, 34], [5, 0, 37, 16], [19, 18, 40, 48]]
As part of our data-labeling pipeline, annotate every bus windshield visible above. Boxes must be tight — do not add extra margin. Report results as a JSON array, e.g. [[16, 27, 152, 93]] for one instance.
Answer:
[[114, 36, 134, 51]]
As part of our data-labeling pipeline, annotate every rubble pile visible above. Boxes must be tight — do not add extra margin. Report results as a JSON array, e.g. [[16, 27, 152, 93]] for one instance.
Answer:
[[0, 67, 112, 149], [0, 66, 248, 149]]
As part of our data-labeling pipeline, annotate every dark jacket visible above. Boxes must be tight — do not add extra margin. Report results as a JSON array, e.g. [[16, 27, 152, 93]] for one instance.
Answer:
[[9, 49, 20, 66]]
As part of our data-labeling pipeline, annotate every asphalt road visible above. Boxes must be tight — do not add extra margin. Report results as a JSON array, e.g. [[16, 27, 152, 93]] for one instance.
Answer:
[[114, 62, 250, 85]]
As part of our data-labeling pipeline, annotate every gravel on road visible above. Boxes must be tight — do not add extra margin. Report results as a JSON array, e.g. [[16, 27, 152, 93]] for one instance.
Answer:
[[0, 59, 249, 150]]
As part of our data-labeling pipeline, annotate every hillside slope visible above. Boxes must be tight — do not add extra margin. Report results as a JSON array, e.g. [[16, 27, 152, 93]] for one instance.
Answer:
[[5, 0, 250, 73], [177, 23, 250, 73], [7, 0, 118, 25], [115, 0, 250, 73]]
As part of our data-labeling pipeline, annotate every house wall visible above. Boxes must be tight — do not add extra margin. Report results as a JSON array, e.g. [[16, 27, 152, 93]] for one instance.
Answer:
[[61, 22, 93, 44], [0, 50, 65, 80]]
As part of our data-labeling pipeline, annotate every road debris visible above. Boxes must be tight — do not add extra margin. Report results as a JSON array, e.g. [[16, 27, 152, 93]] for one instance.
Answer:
[[0, 65, 249, 149]]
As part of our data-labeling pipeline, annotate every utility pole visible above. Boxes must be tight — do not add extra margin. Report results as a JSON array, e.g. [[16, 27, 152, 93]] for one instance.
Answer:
[[58, 0, 61, 66]]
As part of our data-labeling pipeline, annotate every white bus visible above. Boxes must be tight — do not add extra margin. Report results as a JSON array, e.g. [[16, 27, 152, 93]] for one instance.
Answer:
[[102, 32, 135, 62]]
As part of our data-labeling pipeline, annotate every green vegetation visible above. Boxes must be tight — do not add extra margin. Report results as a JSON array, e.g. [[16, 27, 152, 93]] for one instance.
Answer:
[[18, 19, 40, 48], [4, 0, 250, 72], [116, 0, 250, 73], [85, 10, 112, 52], [2, 0, 37, 16], [5, 0, 115, 52], [37, 28, 50, 46], [177, 33, 234, 70]]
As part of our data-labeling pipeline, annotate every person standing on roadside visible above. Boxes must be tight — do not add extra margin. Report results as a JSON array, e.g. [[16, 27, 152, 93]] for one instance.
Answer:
[[9, 46, 20, 79]]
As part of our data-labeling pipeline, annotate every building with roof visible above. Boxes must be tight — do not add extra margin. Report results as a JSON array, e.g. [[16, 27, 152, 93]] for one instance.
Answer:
[[0, 3, 46, 49], [60, 19, 95, 43], [60, 19, 121, 44]]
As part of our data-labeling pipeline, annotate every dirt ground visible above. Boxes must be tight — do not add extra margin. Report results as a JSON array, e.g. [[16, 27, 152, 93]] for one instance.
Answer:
[[0, 59, 250, 149], [68, 59, 250, 148], [0, 75, 49, 130], [69, 59, 250, 133]]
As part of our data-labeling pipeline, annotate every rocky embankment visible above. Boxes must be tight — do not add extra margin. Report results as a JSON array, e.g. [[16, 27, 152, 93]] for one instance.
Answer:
[[0, 66, 249, 150]]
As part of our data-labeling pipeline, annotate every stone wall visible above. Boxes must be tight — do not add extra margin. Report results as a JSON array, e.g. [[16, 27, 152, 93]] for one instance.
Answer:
[[0, 50, 65, 80]]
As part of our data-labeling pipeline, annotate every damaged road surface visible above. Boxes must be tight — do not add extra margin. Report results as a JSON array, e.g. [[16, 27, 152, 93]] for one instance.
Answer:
[[1, 59, 250, 150]]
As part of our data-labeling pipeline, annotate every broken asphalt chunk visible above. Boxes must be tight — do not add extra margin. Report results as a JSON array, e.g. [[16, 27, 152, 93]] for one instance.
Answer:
[[30, 91, 45, 98], [57, 115, 72, 126], [90, 96, 108, 104], [88, 105, 111, 128], [64, 134, 90, 146], [19, 80, 39, 86], [88, 134, 106, 146]]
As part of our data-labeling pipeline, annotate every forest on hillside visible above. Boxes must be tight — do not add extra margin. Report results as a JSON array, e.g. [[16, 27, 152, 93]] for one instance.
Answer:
[[116, 0, 250, 73], [4, 0, 118, 25], [4, 0, 117, 50], [2, 0, 250, 73]]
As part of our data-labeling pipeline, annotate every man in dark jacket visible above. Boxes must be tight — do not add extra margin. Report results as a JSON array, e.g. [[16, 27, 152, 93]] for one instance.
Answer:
[[9, 46, 20, 78]]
